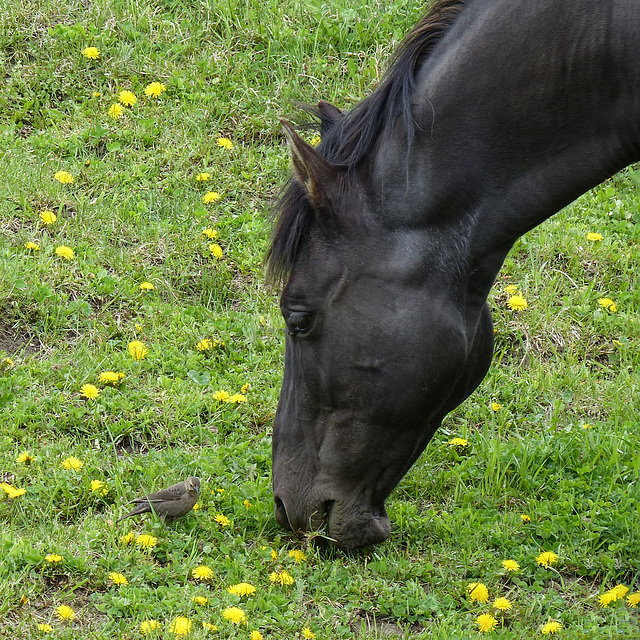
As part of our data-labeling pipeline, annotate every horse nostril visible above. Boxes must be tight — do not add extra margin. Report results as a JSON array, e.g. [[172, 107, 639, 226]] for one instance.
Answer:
[[274, 496, 293, 531]]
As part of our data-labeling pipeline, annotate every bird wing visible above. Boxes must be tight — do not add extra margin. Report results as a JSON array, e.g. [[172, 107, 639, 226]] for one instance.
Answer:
[[132, 483, 186, 503]]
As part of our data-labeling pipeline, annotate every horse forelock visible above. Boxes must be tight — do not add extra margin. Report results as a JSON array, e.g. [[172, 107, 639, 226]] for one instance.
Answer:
[[267, 0, 470, 285]]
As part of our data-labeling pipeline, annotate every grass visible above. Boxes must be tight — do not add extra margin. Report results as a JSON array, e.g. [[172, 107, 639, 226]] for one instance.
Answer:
[[1, 0, 639, 637]]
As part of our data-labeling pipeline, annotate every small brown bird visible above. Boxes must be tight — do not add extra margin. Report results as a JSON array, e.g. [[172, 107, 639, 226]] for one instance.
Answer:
[[117, 477, 201, 522]]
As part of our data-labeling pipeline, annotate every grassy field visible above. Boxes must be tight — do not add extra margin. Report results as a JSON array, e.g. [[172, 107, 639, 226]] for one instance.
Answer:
[[1, 0, 639, 638]]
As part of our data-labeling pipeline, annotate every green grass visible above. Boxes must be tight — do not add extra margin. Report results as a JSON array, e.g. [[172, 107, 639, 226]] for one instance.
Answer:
[[1, 0, 639, 637]]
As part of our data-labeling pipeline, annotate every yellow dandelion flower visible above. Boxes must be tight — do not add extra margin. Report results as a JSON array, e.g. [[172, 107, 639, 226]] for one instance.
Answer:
[[139, 281, 155, 291], [243, 499, 252, 509], [222, 606, 246, 625], [466, 582, 489, 603], [310, 134, 321, 146], [202, 621, 218, 631], [250, 632, 263, 640], [536, 551, 558, 567], [169, 616, 192, 636], [16, 451, 34, 464], [507, 294, 528, 311], [586, 232, 604, 241], [197, 339, 214, 351], [108, 572, 128, 586], [203, 191, 221, 204], [213, 390, 230, 402], [493, 597, 512, 611], [135, 534, 157, 549], [120, 531, 135, 545], [502, 559, 520, 572], [599, 591, 616, 607], [82, 46, 100, 59], [140, 620, 161, 634], [192, 502, 200, 511], [92, 91, 101, 97], [55, 605, 75, 620], [25, 241, 40, 250], [128, 340, 149, 360], [609, 584, 629, 600], [54, 170, 74, 184], [491, 402, 502, 412], [627, 592, 640, 608], [504, 284, 520, 294], [0, 483, 26, 498], [98, 371, 125, 385], [202, 227, 217, 239], [241, 382, 250, 394], [192, 565, 214, 581], [55, 246, 74, 260], [217, 137, 233, 150], [61, 456, 83, 471], [476, 613, 497, 633], [541, 621, 562, 635], [196, 172, 211, 182], [90, 480, 108, 496], [192, 596, 208, 605], [144, 81, 166, 98], [289, 549, 306, 563], [449, 437, 468, 446], [270, 549, 278, 561], [582, 423, 594, 430], [118, 90, 137, 106], [209, 243, 223, 258], [1, 357, 14, 370], [108, 103, 124, 119], [598, 297, 617, 312], [214, 513, 231, 527], [302, 628, 316, 639], [269, 570, 294, 586], [37, 623, 53, 632], [229, 393, 247, 404], [45, 554, 63, 563], [40, 210, 56, 225], [227, 582, 256, 597], [80, 383, 100, 399], [520, 514, 531, 523]]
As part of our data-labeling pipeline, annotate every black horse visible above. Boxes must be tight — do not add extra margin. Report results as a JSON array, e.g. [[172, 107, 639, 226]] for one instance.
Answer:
[[267, 0, 640, 549]]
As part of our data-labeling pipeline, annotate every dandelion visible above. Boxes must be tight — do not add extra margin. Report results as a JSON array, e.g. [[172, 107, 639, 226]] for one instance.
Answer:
[[504, 284, 520, 294], [493, 597, 512, 611], [599, 591, 616, 607], [192, 502, 200, 511], [269, 570, 294, 586], [289, 550, 306, 563], [449, 437, 468, 446], [25, 241, 40, 250], [54, 170, 74, 184], [302, 628, 316, 640], [502, 559, 520, 572], [108, 572, 128, 586], [45, 554, 63, 563], [586, 232, 604, 241], [120, 531, 135, 545], [192, 596, 208, 605], [1, 357, 14, 369], [135, 534, 157, 549], [582, 423, 594, 430], [241, 382, 250, 394], [520, 514, 531, 523], [507, 294, 528, 311], [310, 134, 321, 146], [82, 46, 100, 59], [98, 371, 125, 385], [228, 582, 256, 597], [466, 582, 489, 603], [609, 584, 629, 600], [55, 605, 75, 621], [536, 551, 558, 567], [108, 103, 124, 119], [209, 243, 223, 258], [491, 402, 502, 412], [214, 513, 231, 527], [197, 339, 214, 351], [270, 549, 278, 561], [203, 191, 221, 204], [92, 92, 101, 98], [0, 483, 26, 498], [222, 607, 246, 625], [55, 246, 74, 260], [213, 390, 230, 402], [128, 340, 149, 360], [627, 592, 640, 608], [90, 480, 108, 496], [80, 383, 100, 399], [476, 613, 498, 633], [243, 499, 252, 509], [169, 616, 192, 636], [192, 565, 214, 581], [250, 632, 263, 640], [202, 227, 217, 239], [40, 210, 57, 225], [145, 81, 166, 98], [16, 451, 34, 464], [139, 282, 155, 292], [229, 393, 247, 404], [598, 297, 617, 312], [217, 137, 233, 150], [140, 620, 161, 634], [202, 622, 218, 631], [541, 621, 562, 635], [196, 173, 211, 182], [118, 90, 137, 106], [61, 456, 83, 471], [37, 623, 53, 632]]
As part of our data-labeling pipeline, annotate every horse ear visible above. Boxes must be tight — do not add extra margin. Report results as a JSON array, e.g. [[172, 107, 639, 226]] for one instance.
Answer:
[[281, 119, 341, 211], [317, 100, 343, 135]]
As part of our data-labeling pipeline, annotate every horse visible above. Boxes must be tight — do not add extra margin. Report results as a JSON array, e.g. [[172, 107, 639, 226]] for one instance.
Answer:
[[267, 0, 640, 549]]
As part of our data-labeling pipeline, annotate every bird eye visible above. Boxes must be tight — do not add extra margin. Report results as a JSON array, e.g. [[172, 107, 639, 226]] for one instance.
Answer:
[[287, 312, 313, 337]]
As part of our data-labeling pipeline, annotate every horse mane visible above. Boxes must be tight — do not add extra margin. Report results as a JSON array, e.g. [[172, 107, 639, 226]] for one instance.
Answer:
[[266, 0, 469, 283]]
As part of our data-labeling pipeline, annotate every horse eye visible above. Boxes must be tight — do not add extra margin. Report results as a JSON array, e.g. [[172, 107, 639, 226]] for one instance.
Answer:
[[287, 312, 313, 336]]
